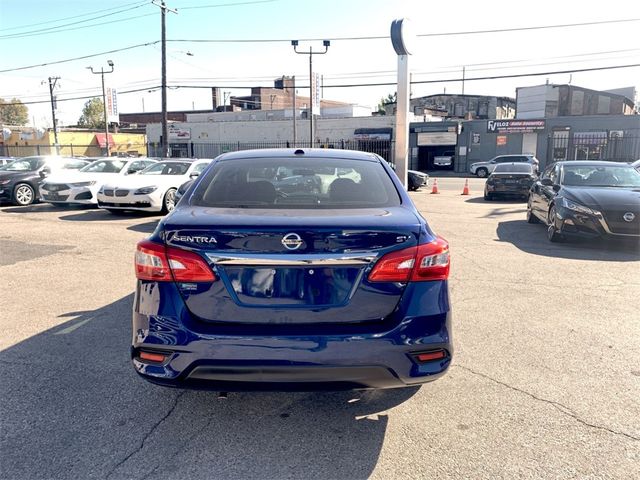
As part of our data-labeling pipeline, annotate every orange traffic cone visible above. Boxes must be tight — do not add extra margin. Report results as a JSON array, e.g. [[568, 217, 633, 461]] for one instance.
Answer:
[[461, 179, 470, 195], [431, 178, 439, 194]]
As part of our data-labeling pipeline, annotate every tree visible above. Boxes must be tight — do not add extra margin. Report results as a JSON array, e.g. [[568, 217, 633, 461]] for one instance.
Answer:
[[0, 98, 29, 125], [77, 98, 105, 129], [376, 92, 397, 115]]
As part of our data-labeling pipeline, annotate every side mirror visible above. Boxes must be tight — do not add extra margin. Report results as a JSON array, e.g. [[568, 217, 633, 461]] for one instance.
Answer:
[[40, 167, 51, 178], [552, 184, 561, 193], [189, 171, 200, 179], [540, 178, 553, 186]]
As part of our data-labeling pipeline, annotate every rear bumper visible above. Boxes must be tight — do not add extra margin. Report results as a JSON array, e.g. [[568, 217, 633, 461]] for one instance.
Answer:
[[132, 281, 453, 391]]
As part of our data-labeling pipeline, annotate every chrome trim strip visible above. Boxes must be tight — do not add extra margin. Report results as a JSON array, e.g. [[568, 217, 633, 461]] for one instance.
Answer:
[[205, 252, 378, 266]]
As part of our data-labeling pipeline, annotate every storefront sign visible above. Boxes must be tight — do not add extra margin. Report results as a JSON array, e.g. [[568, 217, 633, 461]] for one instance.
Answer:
[[472, 133, 480, 144], [496, 135, 508, 146], [487, 119, 545, 134], [417, 131, 457, 146], [168, 126, 191, 140]]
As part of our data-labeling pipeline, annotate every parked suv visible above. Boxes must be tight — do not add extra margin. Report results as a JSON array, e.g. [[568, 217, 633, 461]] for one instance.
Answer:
[[470, 154, 539, 178]]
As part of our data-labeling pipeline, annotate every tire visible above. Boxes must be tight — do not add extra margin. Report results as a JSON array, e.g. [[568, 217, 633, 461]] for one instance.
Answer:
[[13, 183, 35, 206], [526, 198, 539, 223], [476, 168, 488, 178], [484, 191, 493, 201], [547, 206, 564, 242], [163, 188, 177, 214]]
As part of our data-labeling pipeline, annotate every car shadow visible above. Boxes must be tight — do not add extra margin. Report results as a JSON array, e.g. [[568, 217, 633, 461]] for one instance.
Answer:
[[59, 210, 159, 222], [0, 294, 418, 480], [127, 219, 161, 233], [0, 203, 96, 214], [465, 196, 527, 205], [496, 219, 640, 261]]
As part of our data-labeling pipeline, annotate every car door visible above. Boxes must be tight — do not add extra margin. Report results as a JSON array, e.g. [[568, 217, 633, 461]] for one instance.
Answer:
[[536, 164, 560, 217], [531, 164, 552, 216]]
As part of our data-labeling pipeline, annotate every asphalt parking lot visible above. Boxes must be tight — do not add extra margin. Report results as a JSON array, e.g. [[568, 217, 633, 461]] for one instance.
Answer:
[[1, 177, 639, 480]]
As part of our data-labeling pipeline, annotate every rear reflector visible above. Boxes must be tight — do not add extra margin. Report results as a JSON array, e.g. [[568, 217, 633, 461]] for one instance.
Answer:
[[139, 351, 167, 363], [415, 350, 447, 363], [368, 236, 450, 282], [135, 239, 216, 282]]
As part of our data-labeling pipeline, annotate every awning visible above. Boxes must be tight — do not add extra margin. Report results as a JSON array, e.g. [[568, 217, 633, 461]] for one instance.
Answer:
[[95, 133, 115, 148]]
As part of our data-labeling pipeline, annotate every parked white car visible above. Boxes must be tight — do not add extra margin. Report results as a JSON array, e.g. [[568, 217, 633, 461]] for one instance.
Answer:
[[470, 154, 539, 178], [39, 158, 157, 205], [97, 159, 211, 213]]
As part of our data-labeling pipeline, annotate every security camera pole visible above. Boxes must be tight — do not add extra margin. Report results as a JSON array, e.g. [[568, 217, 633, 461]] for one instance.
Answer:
[[88, 60, 115, 156], [390, 18, 415, 189], [291, 40, 329, 148]]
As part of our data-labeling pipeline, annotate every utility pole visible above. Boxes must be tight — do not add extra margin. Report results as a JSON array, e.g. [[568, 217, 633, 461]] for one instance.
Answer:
[[152, 0, 177, 157], [88, 61, 114, 156], [292, 76, 297, 146], [47, 76, 60, 154], [462, 66, 466, 95], [292, 40, 330, 148]]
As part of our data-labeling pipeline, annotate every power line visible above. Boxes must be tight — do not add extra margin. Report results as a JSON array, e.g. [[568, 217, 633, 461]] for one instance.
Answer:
[[0, 12, 156, 40], [0, 1, 147, 32], [322, 63, 640, 89], [2, 16, 639, 73], [167, 18, 640, 43], [418, 18, 640, 37], [179, 0, 277, 9], [4, 61, 639, 107], [0, 2, 154, 40], [0, 41, 160, 73]]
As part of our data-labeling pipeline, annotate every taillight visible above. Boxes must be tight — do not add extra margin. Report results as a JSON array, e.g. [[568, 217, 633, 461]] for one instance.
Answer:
[[368, 237, 450, 282], [135, 240, 215, 282]]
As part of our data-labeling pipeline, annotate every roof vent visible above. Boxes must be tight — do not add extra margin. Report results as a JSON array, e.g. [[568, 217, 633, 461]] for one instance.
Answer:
[[294, 149, 305, 155]]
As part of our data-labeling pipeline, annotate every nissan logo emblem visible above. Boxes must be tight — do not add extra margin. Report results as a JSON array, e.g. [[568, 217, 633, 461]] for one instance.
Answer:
[[281, 233, 303, 250], [623, 212, 636, 223]]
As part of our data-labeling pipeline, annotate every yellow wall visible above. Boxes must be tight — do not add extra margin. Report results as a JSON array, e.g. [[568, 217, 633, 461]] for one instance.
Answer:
[[0, 127, 147, 157]]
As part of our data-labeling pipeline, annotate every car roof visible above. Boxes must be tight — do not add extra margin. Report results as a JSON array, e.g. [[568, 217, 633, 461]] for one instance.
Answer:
[[556, 160, 632, 167], [495, 154, 534, 157], [216, 148, 381, 163]]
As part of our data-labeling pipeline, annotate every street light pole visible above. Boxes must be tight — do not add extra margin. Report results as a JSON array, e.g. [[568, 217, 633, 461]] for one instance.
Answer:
[[291, 40, 329, 148], [88, 61, 114, 156]]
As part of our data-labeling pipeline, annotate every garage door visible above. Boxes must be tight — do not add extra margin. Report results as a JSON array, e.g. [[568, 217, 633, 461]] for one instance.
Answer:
[[417, 132, 457, 146]]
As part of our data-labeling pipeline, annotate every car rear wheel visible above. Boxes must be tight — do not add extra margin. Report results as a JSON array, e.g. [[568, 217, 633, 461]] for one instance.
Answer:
[[526, 199, 539, 223], [547, 206, 564, 242], [13, 183, 35, 206], [163, 188, 177, 213], [476, 168, 488, 178]]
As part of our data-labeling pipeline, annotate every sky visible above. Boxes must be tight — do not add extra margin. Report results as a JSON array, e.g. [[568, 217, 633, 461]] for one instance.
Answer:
[[0, 0, 639, 128]]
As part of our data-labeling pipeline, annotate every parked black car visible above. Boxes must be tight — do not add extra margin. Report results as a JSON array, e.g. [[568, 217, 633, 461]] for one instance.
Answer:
[[484, 163, 537, 200], [408, 170, 429, 191], [526, 161, 640, 242], [0, 156, 89, 206]]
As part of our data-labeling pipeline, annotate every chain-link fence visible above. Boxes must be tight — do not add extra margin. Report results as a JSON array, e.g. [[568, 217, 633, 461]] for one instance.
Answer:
[[0, 144, 148, 158]]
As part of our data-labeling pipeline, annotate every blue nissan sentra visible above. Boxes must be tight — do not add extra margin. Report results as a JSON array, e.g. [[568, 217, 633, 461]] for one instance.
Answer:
[[132, 149, 452, 391]]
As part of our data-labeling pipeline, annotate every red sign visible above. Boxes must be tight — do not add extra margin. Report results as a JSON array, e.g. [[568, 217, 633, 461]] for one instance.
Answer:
[[496, 135, 507, 146]]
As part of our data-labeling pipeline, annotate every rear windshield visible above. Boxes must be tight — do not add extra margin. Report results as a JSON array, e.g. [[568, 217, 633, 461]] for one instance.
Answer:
[[80, 160, 126, 173], [191, 156, 401, 209], [141, 161, 191, 175], [494, 163, 533, 173]]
